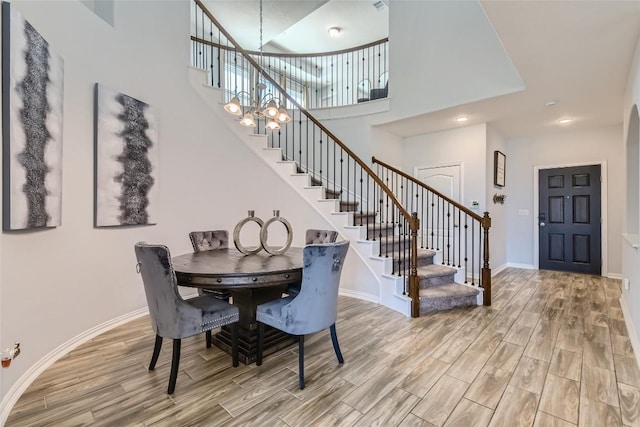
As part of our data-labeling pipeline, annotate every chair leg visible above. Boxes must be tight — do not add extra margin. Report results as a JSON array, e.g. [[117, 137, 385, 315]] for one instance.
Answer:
[[206, 330, 212, 348], [149, 335, 163, 371], [330, 324, 344, 364], [256, 322, 264, 366], [231, 323, 239, 367], [298, 335, 305, 390], [168, 339, 181, 394]]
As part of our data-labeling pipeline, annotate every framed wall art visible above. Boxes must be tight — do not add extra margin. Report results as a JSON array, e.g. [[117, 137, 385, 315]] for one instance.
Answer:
[[94, 83, 158, 227], [494, 150, 506, 187], [2, 2, 64, 230]]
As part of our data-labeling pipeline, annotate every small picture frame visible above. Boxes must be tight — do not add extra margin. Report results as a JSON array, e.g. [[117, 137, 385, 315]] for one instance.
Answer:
[[494, 151, 506, 187]]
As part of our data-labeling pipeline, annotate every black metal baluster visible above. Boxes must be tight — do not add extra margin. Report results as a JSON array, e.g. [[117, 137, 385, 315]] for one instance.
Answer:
[[373, 171, 378, 242], [458, 209, 461, 268], [340, 148, 344, 215], [446, 203, 451, 266], [436, 195, 440, 252], [472, 219, 475, 286], [464, 215, 469, 283], [319, 132, 323, 186], [217, 29, 221, 87], [478, 224, 482, 288], [384, 170, 389, 257], [209, 21, 214, 85], [358, 167, 363, 227], [420, 188, 425, 248]]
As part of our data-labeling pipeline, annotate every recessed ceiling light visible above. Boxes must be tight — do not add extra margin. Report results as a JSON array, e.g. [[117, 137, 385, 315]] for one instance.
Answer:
[[558, 118, 572, 124], [545, 100, 557, 107], [456, 116, 469, 123], [328, 27, 341, 38]]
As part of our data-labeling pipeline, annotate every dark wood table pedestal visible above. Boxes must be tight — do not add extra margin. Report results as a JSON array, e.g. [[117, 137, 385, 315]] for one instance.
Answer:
[[172, 248, 303, 365], [212, 287, 297, 364]]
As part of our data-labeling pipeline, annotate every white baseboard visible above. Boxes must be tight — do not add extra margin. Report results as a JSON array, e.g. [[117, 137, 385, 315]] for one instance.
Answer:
[[0, 307, 148, 425], [619, 294, 640, 376], [339, 288, 379, 304], [492, 263, 508, 275], [607, 273, 623, 280], [506, 262, 536, 270]]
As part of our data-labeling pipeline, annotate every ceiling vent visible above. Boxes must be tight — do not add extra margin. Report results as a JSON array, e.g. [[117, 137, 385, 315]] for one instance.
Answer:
[[373, 1, 387, 11]]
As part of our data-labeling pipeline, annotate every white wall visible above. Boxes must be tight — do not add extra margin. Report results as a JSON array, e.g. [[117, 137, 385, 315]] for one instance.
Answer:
[[505, 126, 624, 275], [371, 126, 403, 168], [388, 0, 524, 121], [403, 123, 488, 213], [0, 0, 335, 405], [486, 125, 508, 271], [622, 33, 640, 357]]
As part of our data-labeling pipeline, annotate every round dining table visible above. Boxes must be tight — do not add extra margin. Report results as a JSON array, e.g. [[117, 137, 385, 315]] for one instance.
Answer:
[[172, 247, 303, 364]]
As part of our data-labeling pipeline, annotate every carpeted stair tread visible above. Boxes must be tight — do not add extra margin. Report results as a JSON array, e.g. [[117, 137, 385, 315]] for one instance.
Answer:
[[340, 200, 359, 212], [352, 211, 377, 222], [416, 249, 437, 266], [419, 283, 478, 299], [417, 264, 458, 278], [364, 223, 395, 236], [419, 283, 478, 313], [324, 188, 341, 199]]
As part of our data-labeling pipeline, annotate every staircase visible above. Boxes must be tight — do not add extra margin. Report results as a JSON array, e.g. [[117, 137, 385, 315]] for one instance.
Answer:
[[191, 64, 480, 317], [189, 0, 489, 317]]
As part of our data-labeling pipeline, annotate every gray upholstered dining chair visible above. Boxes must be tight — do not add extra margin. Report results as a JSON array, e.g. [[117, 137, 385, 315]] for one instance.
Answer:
[[286, 229, 339, 296], [189, 230, 231, 301], [134, 242, 239, 394], [189, 230, 229, 252], [305, 229, 339, 245], [256, 240, 349, 389]]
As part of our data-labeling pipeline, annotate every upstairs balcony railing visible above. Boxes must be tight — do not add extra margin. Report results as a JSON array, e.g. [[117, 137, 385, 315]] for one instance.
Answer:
[[191, 5, 388, 110]]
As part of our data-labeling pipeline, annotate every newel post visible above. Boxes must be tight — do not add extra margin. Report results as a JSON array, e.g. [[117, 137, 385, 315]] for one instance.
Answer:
[[410, 212, 420, 318], [481, 212, 492, 306]]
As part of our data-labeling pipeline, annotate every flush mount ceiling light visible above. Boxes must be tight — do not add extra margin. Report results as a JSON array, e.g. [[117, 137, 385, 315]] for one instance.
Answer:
[[558, 118, 573, 124], [456, 116, 469, 123], [328, 27, 341, 38]]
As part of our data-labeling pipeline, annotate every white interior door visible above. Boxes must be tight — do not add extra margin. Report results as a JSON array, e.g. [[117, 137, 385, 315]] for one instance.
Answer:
[[415, 164, 463, 259], [415, 164, 461, 202]]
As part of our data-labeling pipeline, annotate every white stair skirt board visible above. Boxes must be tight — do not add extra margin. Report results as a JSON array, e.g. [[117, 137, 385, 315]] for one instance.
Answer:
[[188, 66, 481, 317]]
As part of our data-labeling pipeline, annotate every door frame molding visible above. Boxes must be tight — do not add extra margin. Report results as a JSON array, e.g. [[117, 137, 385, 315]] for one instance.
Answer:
[[533, 161, 608, 276], [413, 161, 465, 203]]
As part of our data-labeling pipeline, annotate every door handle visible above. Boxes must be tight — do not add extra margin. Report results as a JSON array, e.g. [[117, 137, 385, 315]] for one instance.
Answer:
[[539, 222, 546, 227]]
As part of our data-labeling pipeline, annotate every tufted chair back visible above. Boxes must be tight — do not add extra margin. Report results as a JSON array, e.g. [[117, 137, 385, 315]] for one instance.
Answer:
[[189, 230, 228, 252], [280, 240, 349, 335], [135, 242, 240, 394], [256, 240, 349, 389], [135, 242, 213, 339], [305, 229, 338, 245]]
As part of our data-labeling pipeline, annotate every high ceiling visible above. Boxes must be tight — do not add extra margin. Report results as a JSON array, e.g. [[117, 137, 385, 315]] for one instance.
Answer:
[[203, 0, 389, 53], [202, 0, 640, 140]]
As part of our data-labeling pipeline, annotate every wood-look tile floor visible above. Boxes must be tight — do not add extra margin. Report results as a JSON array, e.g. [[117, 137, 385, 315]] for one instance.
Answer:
[[7, 268, 640, 426]]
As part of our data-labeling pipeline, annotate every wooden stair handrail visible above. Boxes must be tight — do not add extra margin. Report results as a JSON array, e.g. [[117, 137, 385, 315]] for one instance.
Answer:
[[372, 156, 492, 306], [195, 0, 413, 227], [372, 156, 490, 226], [190, 35, 389, 58]]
